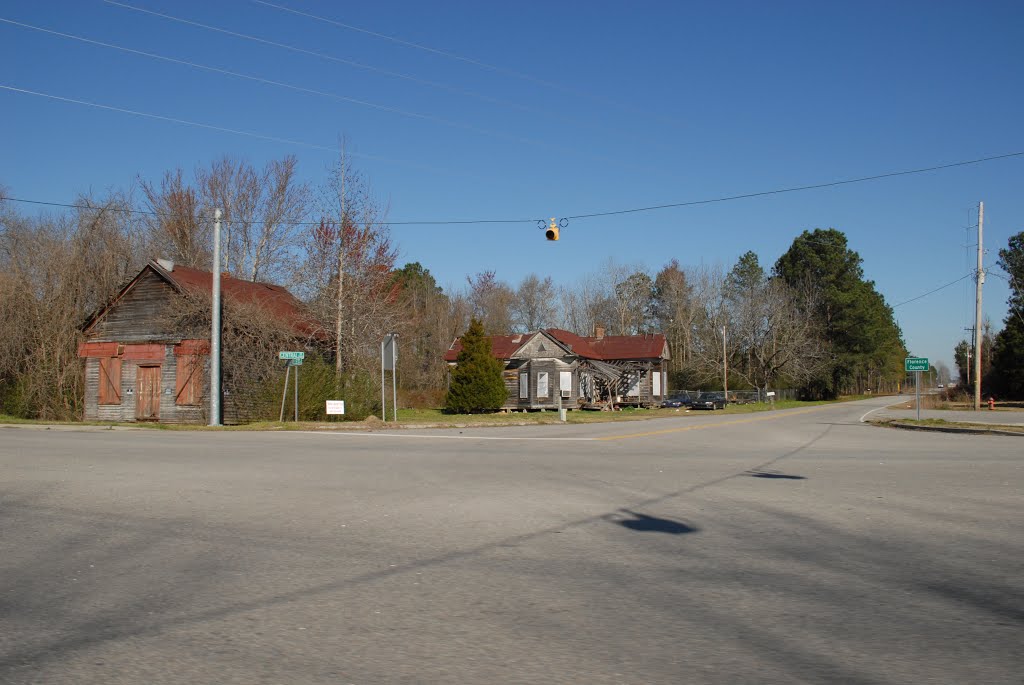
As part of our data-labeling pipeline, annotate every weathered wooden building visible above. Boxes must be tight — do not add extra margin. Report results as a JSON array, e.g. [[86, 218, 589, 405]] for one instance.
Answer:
[[78, 259, 315, 424], [444, 327, 669, 410]]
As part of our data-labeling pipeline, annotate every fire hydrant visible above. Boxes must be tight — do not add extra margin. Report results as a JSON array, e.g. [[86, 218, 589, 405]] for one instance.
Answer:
[[989, 397, 996, 410]]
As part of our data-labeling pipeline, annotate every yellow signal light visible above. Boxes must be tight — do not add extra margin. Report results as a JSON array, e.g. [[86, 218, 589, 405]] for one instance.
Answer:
[[545, 217, 559, 241]]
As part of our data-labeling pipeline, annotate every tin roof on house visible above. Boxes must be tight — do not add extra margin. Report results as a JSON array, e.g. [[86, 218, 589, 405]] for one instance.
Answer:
[[444, 329, 667, 362], [83, 260, 323, 339]]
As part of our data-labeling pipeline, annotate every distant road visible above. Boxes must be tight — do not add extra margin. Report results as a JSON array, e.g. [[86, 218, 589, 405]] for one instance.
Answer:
[[1, 397, 1021, 684]]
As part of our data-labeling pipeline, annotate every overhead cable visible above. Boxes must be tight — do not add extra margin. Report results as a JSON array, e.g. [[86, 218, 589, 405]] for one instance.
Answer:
[[0, 17, 583, 157], [250, 0, 671, 123], [2, 141, 1023, 227], [103, 0, 591, 129], [565, 151, 1024, 220], [891, 274, 973, 308], [0, 84, 441, 172]]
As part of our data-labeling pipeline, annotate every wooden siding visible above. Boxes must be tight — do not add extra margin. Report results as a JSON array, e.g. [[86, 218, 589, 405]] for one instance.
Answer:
[[499, 358, 578, 410], [87, 270, 180, 342], [83, 345, 210, 424], [510, 332, 567, 361]]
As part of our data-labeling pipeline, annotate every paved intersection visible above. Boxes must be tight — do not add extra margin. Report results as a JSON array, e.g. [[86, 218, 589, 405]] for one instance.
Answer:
[[1, 396, 1021, 684]]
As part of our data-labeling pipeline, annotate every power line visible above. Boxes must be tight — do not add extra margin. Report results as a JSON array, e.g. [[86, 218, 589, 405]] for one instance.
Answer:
[[103, 0, 594, 131], [250, 0, 668, 123], [891, 274, 972, 308], [0, 83, 442, 172], [4, 147, 1024, 227], [565, 151, 1024, 220], [988, 270, 1024, 326], [0, 196, 536, 226], [0, 17, 591, 159]]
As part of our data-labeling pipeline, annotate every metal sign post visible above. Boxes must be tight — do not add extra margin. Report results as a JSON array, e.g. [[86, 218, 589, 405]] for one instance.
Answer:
[[905, 357, 929, 421], [279, 363, 290, 423], [381, 334, 398, 422], [278, 352, 305, 422], [916, 370, 921, 421]]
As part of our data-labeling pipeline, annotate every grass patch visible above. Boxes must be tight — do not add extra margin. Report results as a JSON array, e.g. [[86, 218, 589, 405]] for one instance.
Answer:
[[1, 395, 882, 430]]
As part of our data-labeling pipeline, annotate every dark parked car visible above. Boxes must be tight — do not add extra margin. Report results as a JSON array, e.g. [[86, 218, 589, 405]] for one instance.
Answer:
[[692, 392, 726, 410], [660, 393, 694, 408]]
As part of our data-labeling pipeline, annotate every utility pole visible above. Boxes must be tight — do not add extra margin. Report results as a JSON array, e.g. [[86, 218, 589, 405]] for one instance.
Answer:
[[335, 141, 347, 376], [974, 201, 984, 411], [722, 325, 728, 403], [209, 208, 223, 426]]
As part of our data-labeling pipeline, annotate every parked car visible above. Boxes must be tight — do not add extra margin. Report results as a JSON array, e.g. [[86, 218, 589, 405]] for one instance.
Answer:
[[661, 393, 694, 408], [692, 391, 726, 410]]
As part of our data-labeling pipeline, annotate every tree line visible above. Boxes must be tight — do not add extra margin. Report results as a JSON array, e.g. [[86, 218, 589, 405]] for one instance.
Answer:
[[953, 230, 1024, 400], [1, 153, 919, 420]]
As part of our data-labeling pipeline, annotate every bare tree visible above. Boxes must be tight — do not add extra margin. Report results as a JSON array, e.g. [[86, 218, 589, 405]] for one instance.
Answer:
[[466, 271, 515, 334], [196, 155, 310, 283], [298, 147, 401, 377], [140, 169, 208, 268], [512, 274, 557, 332], [558, 264, 621, 336], [653, 259, 696, 372], [0, 191, 143, 419], [688, 264, 732, 386], [615, 270, 655, 334], [728, 277, 827, 395]]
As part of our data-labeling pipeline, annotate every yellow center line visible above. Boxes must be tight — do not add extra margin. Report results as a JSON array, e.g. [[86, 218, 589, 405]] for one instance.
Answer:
[[597, 405, 834, 441]]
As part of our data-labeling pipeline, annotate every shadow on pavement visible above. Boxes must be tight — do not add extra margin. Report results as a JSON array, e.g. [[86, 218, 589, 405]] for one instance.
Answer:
[[607, 509, 699, 534], [747, 469, 807, 480]]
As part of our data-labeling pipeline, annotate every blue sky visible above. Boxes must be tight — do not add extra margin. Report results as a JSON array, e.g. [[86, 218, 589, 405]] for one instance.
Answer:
[[2, 0, 1022, 371]]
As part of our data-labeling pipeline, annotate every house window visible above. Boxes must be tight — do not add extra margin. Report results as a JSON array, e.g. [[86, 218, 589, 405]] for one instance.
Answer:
[[519, 372, 528, 399], [175, 355, 203, 406], [559, 371, 572, 398], [536, 371, 549, 398], [98, 357, 122, 405]]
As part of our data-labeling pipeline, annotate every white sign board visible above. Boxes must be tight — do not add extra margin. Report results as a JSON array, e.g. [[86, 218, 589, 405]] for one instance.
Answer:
[[766, 391, 776, 397], [652, 371, 661, 396], [326, 400, 345, 415]]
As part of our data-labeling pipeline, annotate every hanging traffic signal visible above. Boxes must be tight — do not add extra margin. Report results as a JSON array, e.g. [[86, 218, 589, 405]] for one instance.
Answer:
[[545, 217, 559, 241]]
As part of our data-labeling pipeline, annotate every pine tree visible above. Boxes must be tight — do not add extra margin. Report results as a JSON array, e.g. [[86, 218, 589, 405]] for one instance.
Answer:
[[445, 318, 507, 413], [991, 231, 1024, 398], [774, 229, 906, 397]]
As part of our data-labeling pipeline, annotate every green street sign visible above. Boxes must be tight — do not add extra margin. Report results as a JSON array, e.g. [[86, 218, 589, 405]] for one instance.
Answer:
[[288, 358, 303, 366], [279, 351, 305, 360], [905, 357, 929, 372]]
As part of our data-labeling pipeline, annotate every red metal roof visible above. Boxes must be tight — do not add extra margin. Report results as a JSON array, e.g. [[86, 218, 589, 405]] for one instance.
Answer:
[[154, 262, 324, 339], [444, 329, 666, 362]]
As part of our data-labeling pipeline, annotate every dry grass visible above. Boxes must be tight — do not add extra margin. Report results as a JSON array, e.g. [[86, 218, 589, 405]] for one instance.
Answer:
[[883, 418, 1024, 434]]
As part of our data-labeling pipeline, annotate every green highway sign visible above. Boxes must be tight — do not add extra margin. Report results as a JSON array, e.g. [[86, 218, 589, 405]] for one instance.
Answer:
[[279, 351, 305, 360], [905, 357, 929, 372]]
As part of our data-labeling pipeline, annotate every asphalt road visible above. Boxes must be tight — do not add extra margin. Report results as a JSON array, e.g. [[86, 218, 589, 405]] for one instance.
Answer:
[[1, 396, 1021, 684]]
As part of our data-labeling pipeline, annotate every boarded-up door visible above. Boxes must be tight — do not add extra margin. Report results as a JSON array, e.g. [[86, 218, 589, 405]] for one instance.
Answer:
[[136, 365, 161, 421]]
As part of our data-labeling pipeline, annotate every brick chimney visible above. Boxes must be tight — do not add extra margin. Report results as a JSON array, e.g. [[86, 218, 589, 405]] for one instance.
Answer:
[[594, 325, 605, 339]]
